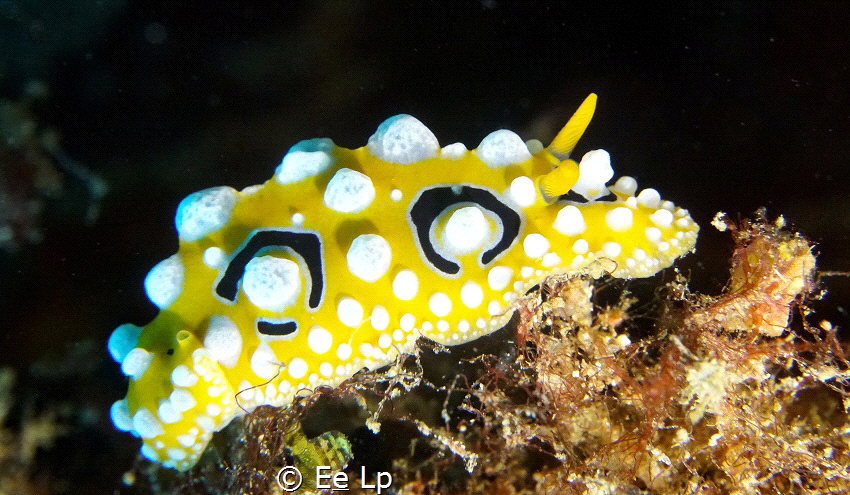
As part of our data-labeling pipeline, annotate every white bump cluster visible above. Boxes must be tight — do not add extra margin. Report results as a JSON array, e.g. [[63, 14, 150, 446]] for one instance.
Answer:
[[477, 129, 532, 167], [144, 254, 185, 309], [346, 234, 392, 282], [242, 256, 301, 312], [108, 323, 142, 363], [203, 315, 242, 368], [509, 176, 537, 207], [554, 205, 586, 236], [175, 186, 239, 242], [275, 138, 336, 185], [132, 408, 165, 439], [324, 168, 376, 213], [367, 114, 439, 164], [572, 149, 613, 200], [443, 206, 489, 254]]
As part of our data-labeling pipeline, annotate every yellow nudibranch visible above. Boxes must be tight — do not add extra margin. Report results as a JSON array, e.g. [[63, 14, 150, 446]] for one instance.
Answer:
[[108, 94, 698, 470]]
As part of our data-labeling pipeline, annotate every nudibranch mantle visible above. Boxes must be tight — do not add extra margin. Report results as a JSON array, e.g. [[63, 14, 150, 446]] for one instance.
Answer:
[[109, 94, 699, 470]]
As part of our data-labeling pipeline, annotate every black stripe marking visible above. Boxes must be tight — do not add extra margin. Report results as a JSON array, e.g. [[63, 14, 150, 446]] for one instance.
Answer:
[[409, 186, 521, 275], [216, 230, 324, 309], [257, 320, 298, 337]]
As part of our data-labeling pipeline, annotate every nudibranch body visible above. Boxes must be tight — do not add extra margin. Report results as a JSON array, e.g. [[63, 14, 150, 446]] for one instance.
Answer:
[[108, 94, 698, 470]]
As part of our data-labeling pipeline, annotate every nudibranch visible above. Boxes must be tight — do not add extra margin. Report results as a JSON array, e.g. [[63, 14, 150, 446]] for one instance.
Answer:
[[108, 94, 698, 470]]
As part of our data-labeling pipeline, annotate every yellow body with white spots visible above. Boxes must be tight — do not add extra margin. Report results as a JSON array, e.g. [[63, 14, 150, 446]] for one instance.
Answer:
[[108, 95, 699, 470]]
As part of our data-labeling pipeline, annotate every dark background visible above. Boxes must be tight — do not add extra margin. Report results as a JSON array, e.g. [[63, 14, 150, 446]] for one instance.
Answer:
[[0, 1, 847, 491]]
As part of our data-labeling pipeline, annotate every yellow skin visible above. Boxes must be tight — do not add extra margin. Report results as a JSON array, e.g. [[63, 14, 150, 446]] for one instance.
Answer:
[[108, 94, 699, 470]]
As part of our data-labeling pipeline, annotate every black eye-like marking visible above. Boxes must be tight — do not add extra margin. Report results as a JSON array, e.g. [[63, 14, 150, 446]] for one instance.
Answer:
[[409, 186, 521, 275], [216, 230, 324, 337], [257, 320, 298, 337]]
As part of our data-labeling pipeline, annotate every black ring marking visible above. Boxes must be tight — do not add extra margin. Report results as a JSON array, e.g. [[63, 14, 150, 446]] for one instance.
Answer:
[[216, 230, 324, 309], [409, 186, 521, 275], [257, 320, 298, 337]]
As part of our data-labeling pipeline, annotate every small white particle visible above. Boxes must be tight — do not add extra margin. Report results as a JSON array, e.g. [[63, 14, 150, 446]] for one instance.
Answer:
[[487, 266, 513, 291], [488, 300, 501, 316], [392, 329, 404, 342], [554, 205, 586, 236], [542, 252, 561, 267], [196, 415, 215, 433], [441, 142, 467, 159], [477, 129, 532, 167], [250, 342, 280, 380], [605, 207, 634, 231], [367, 114, 439, 164], [390, 189, 403, 201], [203, 315, 242, 368], [523, 233, 550, 259], [476, 318, 486, 329], [144, 254, 184, 309], [675, 217, 691, 228], [429, 292, 452, 317], [324, 168, 376, 213], [572, 239, 589, 254], [521, 266, 534, 278], [359, 342, 373, 357], [288, 357, 308, 379], [637, 188, 661, 209], [633, 248, 647, 261], [307, 326, 333, 354], [110, 399, 133, 431], [458, 320, 471, 333], [177, 434, 195, 448], [336, 343, 352, 361], [347, 234, 392, 283], [437, 320, 450, 332], [392, 270, 419, 300], [603, 242, 622, 258], [175, 186, 239, 242], [400, 313, 416, 331], [275, 138, 335, 185], [650, 209, 674, 229], [133, 408, 165, 439], [291, 212, 305, 226], [370, 305, 390, 330], [645, 227, 663, 242], [108, 324, 142, 364], [171, 365, 198, 388], [509, 176, 537, 207], [378, 334, 393, 349], [202, 247, 226, 268], [121, 347, 153, 379], [610, 176, 638, 196], [242, 256, 301, 312], [158, 400, 182, 424], [319, 362, 334, 377], [337, 297, 364, 328], [460, 281, 484, 308], [141, 444, 159, 462], [167, 448, 187, 462], [169, 388, 197, 413], [659, 241, 670, 252]]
